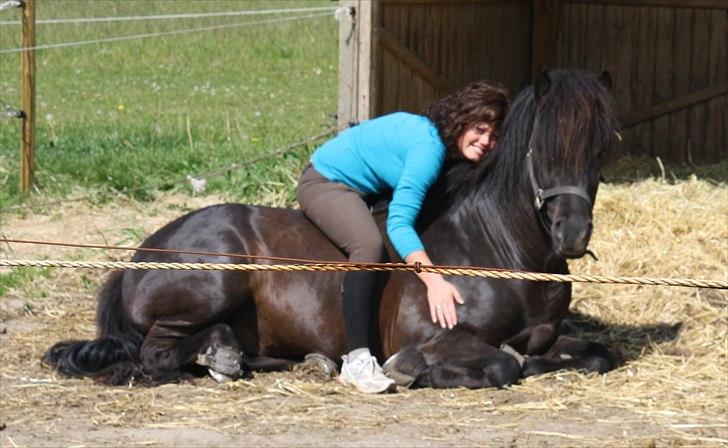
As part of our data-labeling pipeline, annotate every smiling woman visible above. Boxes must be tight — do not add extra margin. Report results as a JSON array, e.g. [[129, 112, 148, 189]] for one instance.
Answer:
[[457, 122, 498, 162]]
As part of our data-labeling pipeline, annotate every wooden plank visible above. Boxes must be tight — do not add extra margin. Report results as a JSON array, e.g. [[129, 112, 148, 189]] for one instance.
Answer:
[[668, 7, 693, 163], [337, 0, 358, 128], [687, 9, 710, 164], [452, 5, 464, 86], [490, 2, 517, 89], [360, 0, 378, 121], [634, 6, 658, 157], [20, 0, 35, 194], [652, 7, 674, 160], [571, 3, 583, 67], [687, 9, 711, 163], [513, 2, 533, 90], [560, 0, 727, 9], [706, 9, 727, 163], [585, 3, 606, 72], [375, 26, 455, 92], [622, 81, 728, 127], [618, 4, 639, 157], [531, 0, 559, 79], [556, 4, 572, 67]]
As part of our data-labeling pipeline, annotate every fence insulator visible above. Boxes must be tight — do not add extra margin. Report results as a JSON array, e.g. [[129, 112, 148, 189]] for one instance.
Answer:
[[1, 106, 23, 120], [0, 0, 21, 12]]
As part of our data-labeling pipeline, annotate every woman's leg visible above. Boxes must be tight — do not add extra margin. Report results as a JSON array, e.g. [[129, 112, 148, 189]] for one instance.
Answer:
[[298, 165, 386, 351]]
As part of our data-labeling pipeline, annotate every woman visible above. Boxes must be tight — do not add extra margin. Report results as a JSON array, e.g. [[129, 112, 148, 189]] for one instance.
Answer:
[[297, 81, 509, 393]]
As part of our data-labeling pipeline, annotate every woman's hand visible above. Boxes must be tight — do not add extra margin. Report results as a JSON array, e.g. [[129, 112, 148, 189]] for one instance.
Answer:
[[424, 275, 464, 329], [405, 250, 465, 329]]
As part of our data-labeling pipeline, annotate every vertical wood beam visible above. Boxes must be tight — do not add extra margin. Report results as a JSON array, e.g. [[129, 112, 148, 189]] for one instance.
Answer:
[[531, 0, 559, 82], [337, 0, 376, 130], [20, 0, 36, 194], [357, 0, 376, 122], [337, 0, 357, 130]]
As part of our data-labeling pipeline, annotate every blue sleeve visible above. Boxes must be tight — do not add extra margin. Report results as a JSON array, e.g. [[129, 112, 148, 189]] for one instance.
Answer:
[[386, 142, 444, 259]]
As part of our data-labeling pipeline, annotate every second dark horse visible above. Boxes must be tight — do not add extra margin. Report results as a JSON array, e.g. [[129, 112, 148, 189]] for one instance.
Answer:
[[45, 69, 620, 388]]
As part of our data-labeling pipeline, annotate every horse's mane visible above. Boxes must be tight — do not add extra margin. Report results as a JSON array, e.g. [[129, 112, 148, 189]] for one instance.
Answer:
[[418, 69, 618, 229]]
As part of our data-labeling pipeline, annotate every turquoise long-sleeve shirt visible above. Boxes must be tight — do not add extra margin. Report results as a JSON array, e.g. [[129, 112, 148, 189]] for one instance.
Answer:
[[311, 112, 445, 259]]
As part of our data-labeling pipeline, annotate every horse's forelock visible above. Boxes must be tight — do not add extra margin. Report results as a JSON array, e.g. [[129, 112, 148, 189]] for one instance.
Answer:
[[537, 71, 618, 171]]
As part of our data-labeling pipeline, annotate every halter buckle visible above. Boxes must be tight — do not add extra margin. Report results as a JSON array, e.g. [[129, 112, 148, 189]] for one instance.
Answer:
[[534, 189, 544, 209]]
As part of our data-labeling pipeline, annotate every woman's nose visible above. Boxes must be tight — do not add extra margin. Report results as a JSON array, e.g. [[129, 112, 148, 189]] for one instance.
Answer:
[[479, 132, 492, 147]]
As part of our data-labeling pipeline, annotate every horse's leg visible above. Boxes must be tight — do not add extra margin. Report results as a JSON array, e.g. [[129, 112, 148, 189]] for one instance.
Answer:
[[385, 329, 521, 389], [140, 321, 243, 383], [522, 335, 615, 377], [244, 356, 296, 372]]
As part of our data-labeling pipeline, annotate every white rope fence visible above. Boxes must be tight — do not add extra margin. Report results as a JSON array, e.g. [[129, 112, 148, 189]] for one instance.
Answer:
[[0, 5, 337, 25], [0, 11, 332, 54]]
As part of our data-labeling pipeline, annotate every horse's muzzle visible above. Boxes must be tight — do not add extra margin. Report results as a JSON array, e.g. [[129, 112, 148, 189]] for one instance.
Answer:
[[551, 216, 593, 259]]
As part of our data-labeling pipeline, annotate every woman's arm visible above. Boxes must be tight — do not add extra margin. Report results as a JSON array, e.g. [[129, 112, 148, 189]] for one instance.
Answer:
[[405, 250, 464, 329]]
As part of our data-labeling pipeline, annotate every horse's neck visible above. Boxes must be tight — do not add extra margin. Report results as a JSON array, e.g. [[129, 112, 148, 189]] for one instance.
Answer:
[[448, 162, 556, 272]]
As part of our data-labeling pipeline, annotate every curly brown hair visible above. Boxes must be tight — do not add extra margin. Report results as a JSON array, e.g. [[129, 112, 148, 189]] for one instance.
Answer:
[[425, 80, 510, 158]]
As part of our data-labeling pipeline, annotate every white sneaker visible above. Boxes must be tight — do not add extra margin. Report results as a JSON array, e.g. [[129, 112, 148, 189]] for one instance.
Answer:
[[339, 353, 396, 393]]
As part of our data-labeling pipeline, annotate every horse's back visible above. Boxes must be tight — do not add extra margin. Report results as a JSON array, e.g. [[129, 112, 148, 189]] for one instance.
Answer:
[[121, 203, 347, 358]]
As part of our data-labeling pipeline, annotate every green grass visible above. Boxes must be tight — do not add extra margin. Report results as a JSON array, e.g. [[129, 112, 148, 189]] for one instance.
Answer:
[[0, 0, 337, 209], [0, 266, 51, 298]]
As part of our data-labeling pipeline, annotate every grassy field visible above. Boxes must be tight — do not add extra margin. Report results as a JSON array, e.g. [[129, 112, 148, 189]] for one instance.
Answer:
[[0, 0, 337, 208]]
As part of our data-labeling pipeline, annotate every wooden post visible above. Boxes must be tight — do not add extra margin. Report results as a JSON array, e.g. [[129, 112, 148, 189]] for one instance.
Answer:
[[20, 0, 36, 194], [337, 0, 376, 131], [531, 0, 559, 82], [337, 0, 357, 130]]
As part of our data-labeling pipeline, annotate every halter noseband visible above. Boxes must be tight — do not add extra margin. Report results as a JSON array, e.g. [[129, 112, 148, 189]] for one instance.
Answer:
[[525, 119, 592, 211]]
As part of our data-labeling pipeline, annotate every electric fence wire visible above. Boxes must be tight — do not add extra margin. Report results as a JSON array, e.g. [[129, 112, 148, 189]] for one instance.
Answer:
[[0, 11, 333, 54], [0, 125, 342, 214], [0, 5, 337, 25]]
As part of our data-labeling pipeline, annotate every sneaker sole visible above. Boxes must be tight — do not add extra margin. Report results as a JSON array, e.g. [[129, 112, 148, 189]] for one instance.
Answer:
[[338, 374, 397, 394]]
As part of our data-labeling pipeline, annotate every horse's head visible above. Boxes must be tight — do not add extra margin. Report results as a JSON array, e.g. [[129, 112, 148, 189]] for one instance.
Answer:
[[527, 69, 618, 258]]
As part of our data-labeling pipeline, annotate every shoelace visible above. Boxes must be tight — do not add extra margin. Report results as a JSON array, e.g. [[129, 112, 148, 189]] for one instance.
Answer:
[[351, 356, 378, 378]]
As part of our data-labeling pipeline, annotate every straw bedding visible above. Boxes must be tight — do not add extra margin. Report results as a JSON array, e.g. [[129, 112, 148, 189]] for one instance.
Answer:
[[0, 176, 725, 446]]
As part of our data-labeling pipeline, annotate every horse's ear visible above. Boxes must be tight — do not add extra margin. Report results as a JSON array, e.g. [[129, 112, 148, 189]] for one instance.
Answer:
[[599, 70, 613, 90], [534, 69, 551, 104]]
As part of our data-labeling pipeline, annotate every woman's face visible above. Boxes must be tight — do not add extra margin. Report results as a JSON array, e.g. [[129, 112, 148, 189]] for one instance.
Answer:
[[456, 122, 498, 162]]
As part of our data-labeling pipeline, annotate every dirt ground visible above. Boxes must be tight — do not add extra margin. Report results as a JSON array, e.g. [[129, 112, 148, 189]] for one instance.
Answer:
[[0, 182, 726, 447]]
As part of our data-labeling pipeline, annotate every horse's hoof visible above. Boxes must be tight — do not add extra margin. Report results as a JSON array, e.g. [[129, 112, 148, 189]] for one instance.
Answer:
[[207, 368, 236, 383], [197, 344, 244, 379], [300, 353, 338, 380], [382, 353, 416, 388]]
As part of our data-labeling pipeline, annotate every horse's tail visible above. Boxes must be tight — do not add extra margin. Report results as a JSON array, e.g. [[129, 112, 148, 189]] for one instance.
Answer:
[[43, 271, 144, 385]]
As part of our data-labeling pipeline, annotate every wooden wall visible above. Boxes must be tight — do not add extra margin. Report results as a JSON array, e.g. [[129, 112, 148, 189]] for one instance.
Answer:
[[557, 0, 727, 164], [338, 0, 727, 165], [376, 0, 532, 116]]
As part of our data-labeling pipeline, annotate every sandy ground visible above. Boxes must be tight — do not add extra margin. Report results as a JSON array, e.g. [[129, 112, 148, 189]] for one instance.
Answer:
[[0, 183, 726, 447]]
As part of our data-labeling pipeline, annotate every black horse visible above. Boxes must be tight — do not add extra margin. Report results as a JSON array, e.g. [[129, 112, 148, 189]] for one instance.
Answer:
[[45, 69, 619, 388]]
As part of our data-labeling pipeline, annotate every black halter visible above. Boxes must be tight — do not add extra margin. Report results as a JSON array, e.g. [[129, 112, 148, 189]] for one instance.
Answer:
[[525, 118, 592, 211]]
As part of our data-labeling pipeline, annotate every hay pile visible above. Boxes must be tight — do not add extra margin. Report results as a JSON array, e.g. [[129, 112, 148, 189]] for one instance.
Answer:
[[0, 176, 726, 446]]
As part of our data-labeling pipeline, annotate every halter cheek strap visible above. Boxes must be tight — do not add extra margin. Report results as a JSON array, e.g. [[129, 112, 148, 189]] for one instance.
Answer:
[[526, 149, 592, 210]]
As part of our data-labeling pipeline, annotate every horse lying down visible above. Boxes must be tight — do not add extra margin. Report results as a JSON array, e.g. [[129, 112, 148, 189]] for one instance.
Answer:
[[44, 69, 620, 389]]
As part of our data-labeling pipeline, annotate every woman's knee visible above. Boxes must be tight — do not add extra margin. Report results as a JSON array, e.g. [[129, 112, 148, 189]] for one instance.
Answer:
[[349, 234, 386, 263]]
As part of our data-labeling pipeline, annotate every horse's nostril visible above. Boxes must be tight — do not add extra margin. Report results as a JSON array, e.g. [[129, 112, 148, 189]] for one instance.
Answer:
[[552, 219, 565, 241]]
